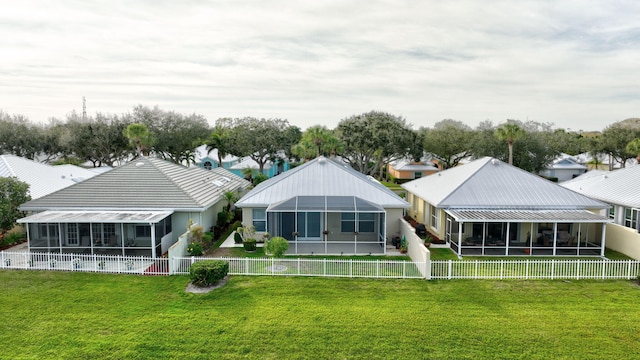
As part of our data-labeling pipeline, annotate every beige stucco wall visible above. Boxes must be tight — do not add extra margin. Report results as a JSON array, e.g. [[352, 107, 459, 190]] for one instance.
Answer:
[[605, 223, 640, 260]]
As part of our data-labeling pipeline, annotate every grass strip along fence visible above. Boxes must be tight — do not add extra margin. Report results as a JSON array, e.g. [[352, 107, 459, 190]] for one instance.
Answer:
[[173, 256, 425, 278], [432, 259, 640, 280]]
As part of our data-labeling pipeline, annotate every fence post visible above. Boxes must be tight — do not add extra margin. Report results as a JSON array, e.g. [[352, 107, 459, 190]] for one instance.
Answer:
[[350, 259, 353, 278], [500, 260, 504, 280], [627, 260, 632, 280], [602, 260, 606, 280], [376, 260, 379, 278], [448, 260, 452, 280], [550, 260, 555, 280]]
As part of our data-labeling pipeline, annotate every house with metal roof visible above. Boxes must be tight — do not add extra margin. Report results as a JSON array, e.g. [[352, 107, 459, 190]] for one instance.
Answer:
[[561, 165, 640, 258], [539, 153, 587, 182], [402, 157, 610, 256], [0, 155, 101, 199], [18, 157, 250, 258], [236, 156, 409, 255], [387, 158, 440, 181]]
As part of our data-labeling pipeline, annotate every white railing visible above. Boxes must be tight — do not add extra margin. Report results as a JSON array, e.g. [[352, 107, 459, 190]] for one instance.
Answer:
[[171, 256, 425, 279], [0, 251, 169, 275], [431, 259, 640, 280]]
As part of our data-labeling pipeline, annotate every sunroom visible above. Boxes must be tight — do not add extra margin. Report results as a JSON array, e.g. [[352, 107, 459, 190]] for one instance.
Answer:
[[265, 195, 386, 254], [18, 210, 174, 258]]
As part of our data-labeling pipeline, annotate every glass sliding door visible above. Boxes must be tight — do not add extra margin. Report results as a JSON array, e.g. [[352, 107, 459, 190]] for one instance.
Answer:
[[297, 212, 322, 240]]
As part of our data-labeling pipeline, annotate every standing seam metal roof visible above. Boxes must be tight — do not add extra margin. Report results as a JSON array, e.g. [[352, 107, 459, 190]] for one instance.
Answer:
[[402, 157, 608, 209], [236, 156, 409, 208], [561, 165, 640, 208]]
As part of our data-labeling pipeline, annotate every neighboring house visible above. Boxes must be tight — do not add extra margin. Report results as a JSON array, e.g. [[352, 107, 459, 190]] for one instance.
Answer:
[[561, 165, 640, 259], [0, 155, 102, 199], [387, 158, 439, 181], [575, 152, 638, 170], [402, 157, 610, 256], [18, 157, 250, 258], [539, 153, 587, 182], [235, 156, 409, 255], [229, 155, 291, 179], [193, 144, 239, 170]]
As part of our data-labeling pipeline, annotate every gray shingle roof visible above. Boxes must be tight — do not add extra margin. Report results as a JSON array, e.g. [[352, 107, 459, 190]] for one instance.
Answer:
[[20, 157, 250, 211], [561, 165, 640, 208], [236, 156, 409, 209], [402, 157, 608, 210]]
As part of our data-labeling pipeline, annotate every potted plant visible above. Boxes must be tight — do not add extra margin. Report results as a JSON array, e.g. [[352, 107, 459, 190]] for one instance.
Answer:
[[125, 260, 134, 270], [98, 261, 106, 270], [243, 238, 257, 252], [73, 258, 82, 269]]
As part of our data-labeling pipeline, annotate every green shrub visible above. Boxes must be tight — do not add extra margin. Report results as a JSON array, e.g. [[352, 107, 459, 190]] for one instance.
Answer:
[[243, 238, 257, 252], [189, 260, 229, 287], [202, 232, 213, 245], [187, 242, 203, 256], [264, 236, 289, 257], [190, 225, 204, 243], [234, 232, 243, 244], [217, 211, 230, 225]]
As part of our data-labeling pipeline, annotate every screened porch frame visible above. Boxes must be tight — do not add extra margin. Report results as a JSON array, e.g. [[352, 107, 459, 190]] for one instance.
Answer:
[[265, 195, 387, 255]]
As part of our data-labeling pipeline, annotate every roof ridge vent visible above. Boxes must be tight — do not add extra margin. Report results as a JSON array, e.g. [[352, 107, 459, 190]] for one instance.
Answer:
[[491, 158, 499, 165]]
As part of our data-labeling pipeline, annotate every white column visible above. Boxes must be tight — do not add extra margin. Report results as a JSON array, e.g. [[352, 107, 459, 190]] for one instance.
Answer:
[[600, 222, 607, 257], [150, 224, 157, 258]]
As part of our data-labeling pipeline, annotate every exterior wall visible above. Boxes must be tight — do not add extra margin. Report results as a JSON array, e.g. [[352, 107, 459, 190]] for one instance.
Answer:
[[385, 208, 404, 238], [605, 223, 640, 259]]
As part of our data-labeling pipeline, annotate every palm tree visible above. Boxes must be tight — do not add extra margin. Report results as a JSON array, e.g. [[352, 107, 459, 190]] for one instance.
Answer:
[[495, 122, 525, 165], [626, 138, 640, 163], [223, 190, 239, 212], [206, 126, 230, 168], [123, 123, 152, 157]]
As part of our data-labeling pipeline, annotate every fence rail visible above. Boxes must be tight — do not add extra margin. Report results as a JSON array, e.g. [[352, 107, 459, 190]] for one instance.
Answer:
[[172, 257, 426, 279], [3, 250, 639, 281], [0, 251, 169, 275], [431, 259, 640, 280]]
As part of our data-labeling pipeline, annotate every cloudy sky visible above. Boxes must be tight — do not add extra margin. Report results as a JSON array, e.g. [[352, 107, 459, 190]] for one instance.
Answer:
[[1, 1, 638, 131]]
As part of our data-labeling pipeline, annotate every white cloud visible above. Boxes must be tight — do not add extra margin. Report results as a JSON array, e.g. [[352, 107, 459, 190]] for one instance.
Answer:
[[0, 0, 638, 131]]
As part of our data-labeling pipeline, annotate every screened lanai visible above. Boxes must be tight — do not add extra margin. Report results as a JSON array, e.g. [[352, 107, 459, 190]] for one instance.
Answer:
[[266, 196, 387, 254], [444, 209, 610, 256]]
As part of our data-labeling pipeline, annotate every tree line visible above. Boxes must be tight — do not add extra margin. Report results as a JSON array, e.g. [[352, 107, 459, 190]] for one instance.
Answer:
[[1, 107, 639, 178]]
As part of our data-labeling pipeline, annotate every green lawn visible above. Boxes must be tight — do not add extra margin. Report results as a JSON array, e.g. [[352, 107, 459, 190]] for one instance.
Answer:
[[2, 271, 640, 359]]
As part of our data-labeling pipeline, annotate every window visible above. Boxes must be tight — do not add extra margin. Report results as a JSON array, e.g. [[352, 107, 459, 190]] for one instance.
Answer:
[[430, 205, 439, 230], [625, 208, 639, 232], [609, 207, 615, 220], [253, 209, 266, 232], [414, 172, 422, 179], [341, 213, 355, 232], [67, 224, 79, 245], [204, 161, 212, 170], [39, 224, 58, 239], [358, 213, 375, 233], [136, 225, 151, 238]]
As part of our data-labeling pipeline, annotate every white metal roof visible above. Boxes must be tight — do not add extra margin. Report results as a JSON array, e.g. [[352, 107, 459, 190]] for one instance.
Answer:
[[229, 156, 272, 170], [446, 209, 610, 223], [0, 155, 100, 199], [237, 156, 409, 209], [18, 210, 173, 224], [561, 165, 640, 208], [194, 145, 239, 164], [402, 157, 608, 209]]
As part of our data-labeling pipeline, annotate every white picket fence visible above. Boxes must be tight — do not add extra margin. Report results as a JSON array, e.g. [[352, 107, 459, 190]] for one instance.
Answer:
[[172, 256, 426, 279], [431, 259, 640, 280], [3, 250, 640, 281], [0, 251, 169, 275]]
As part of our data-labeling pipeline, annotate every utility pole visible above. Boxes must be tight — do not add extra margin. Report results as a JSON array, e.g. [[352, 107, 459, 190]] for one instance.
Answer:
[[82, 96, 87, 121]]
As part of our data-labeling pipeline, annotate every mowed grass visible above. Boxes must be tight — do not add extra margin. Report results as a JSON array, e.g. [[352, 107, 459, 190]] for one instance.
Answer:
[[2, 271, 640, 359]]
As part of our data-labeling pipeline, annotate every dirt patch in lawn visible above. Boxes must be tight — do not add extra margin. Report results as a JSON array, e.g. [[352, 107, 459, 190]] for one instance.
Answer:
[[185, 275, 230, 294]]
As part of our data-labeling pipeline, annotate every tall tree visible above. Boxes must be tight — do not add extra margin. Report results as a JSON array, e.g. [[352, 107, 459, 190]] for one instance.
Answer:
[[0, 111, 43, 159], [66, 112, 129, 167], [422, 119, 473, 169], [0, 177, 30, 235], [600, 118, 640, 169], [336, 111, 416, 177], [495, 121, 525, 165], [123, 123, 153, 157], [292, 125, 344, 160], [226, 117, 296, 173], [626, 138, 640, 163], [206, 123, 232, 167], [132, 105, 209, 164]]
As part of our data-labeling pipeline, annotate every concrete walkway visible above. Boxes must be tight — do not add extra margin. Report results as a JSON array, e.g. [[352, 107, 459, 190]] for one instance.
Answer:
[[4, 242, 28, 252]]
